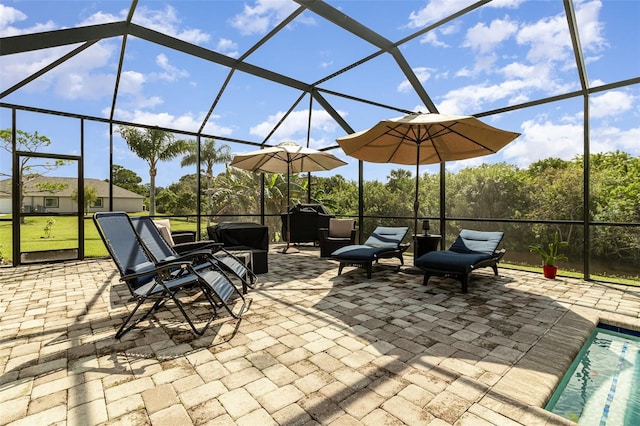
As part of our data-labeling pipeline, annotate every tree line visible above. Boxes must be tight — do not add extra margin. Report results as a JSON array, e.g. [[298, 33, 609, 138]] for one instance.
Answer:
[[3, 127, 638, 272], [120, 139, 638, 268]]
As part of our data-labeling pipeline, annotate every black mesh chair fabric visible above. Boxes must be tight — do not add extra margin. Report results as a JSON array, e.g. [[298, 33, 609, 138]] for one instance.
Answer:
[[131, 216, 256, 294], [93, 212, 246, 338]]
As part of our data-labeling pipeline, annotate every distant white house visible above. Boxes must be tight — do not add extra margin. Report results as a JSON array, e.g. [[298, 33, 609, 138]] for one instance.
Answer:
[[0, 176, 144, 214]]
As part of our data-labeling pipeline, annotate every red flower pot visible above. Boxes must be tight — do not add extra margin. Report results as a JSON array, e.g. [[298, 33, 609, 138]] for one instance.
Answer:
[[543, 265, 558, 279]]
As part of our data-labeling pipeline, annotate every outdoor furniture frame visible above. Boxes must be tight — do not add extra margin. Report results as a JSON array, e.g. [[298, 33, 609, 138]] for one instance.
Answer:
[[415, 229, 505, 293], [331, 226, 409, 279], [94, 212, 246, 338], [131, 216, 257, 294], [319, 218, 357, 258]]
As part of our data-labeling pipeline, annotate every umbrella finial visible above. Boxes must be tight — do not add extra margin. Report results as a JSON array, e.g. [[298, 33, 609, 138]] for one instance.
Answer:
[[278, 141, 299, 147]]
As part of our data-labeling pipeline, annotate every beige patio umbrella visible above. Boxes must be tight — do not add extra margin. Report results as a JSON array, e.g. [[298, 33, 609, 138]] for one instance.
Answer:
[[230, 141, 347, 253], [337, 113, 520, 237]]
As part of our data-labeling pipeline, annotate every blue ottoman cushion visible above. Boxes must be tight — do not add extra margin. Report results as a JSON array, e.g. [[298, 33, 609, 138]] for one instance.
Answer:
[[331, 245, 391, 260], [415, 250, 491, 274]]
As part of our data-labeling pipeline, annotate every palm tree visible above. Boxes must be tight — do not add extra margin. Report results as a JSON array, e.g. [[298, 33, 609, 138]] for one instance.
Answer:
[[180, 138, 231, 226], [118, 126, 188, 216]]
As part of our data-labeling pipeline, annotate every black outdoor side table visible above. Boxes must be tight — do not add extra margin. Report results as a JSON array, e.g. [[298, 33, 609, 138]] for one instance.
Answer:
[[414, 234, 442, 264]]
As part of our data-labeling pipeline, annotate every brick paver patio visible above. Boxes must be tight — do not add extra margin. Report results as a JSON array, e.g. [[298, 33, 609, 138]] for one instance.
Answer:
[[1, 246, 639, 425]]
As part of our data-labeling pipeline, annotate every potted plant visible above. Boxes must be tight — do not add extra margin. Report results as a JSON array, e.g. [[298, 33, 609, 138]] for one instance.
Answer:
[[529, 231, 568, 279]]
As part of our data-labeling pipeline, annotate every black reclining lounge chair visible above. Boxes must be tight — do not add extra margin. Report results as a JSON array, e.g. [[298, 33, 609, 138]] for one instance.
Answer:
[[331, 226, 409, 279], [415, 229, 505, 293], [131, 216, 257, 294], [94, 212, 246, 338]]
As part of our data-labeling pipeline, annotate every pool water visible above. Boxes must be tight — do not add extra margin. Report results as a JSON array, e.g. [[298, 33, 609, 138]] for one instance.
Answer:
[[546, 325, 640, 425]]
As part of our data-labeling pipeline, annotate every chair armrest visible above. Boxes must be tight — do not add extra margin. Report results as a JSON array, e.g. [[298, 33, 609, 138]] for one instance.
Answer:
[[122, 260, 192, 281], [318, 227, 329, 241], [173, 241, 222, 254], [493, 249, 507, 261]]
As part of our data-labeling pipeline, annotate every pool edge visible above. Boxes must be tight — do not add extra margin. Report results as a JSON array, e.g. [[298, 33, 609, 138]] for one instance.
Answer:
[[481, 306, 640, 425]]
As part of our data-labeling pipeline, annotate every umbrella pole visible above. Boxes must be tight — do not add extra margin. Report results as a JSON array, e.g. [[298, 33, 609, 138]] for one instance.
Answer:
[[414, 158, 419, 240], [282, 160, 298, 254], [403, 143, 423, 275]]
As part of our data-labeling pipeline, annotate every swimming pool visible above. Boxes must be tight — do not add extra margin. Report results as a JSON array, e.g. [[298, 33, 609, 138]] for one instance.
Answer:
[[545, 324, 640, 425]]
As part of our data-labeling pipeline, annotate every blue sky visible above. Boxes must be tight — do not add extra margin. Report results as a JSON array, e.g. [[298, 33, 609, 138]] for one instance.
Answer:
[[1, 0, 638, 187]]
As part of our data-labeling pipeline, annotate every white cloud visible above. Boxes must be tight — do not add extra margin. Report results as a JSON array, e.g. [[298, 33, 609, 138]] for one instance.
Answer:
[[79, 10, 125, 26], [592, 124, 640, 155], [0, 4, 56, 37], [216, 38, 239, 58], [0, 4, 27, 30], [500, 62, 537, 80], [397, 67, 433, 93], [109, 108, 234, 136], [229, 0, 301, 36], [420, 21, 460, 46], [118, 70, 146, 95], [440, 22, 461, 36], [153, 54, 189, 82], [55, 72, 114, 100], [436, 2, 607, 114], [589, 91, 634, 119], [501, 107, 640, 168], [471, 53, 499, 75], [516, 11, 573, 64], [108, 69, 164, 112], [409, 0, 525, 30], [502, 118, 584, 167], [0, 3, 209, 105], [437, 71, 553, 115], [486, 0, 526, 8], [407, 0, 476, 28], [574, 0, 607, 53], [249, 109, 339, 149], [132, 5, 210, 44], [463, 18, 518, 53], [455, 67, 472, 78], [1, 31, 116, 97], [419, 31, 448, 47], [318, 50, 334, 69]]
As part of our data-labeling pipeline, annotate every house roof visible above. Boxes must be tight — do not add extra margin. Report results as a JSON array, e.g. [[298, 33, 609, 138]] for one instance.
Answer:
[[0, 177, 144, 199]]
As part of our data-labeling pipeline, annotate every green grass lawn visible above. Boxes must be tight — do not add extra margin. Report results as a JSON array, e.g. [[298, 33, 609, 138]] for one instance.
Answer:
[[0, 214, 199, 261], [0, 215, 108, 259]]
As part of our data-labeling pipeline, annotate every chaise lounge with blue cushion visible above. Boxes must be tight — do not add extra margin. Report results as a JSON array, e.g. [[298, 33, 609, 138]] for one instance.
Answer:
[[331, 226, 409, 279], [415, 229, 505, 293]]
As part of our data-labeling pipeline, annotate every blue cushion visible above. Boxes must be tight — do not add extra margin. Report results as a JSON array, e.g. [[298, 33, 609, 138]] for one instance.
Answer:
[[332, 226, 408, 261], [363, 226, 409, 248], [331, 245, 393, 260], [450, 230, 504, 255], [415, 250, 492, 273]]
